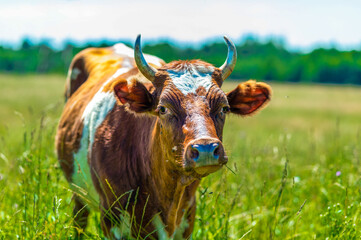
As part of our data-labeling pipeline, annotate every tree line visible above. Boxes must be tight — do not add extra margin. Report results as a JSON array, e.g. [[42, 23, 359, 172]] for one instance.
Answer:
[[1, 38, 361, 84]]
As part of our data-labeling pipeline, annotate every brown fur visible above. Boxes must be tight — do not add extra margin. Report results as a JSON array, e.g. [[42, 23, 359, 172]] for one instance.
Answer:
[[56, 47, 141, 181], [226, 80, 272, 116], [56, 44, 272, 239], [91, 105, 200, 236]]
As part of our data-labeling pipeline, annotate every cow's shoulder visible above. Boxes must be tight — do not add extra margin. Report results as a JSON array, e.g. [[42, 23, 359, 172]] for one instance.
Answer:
[[64, 47, 121, 100], [65, 43, 164, 100], [57, 43, 165, 184]]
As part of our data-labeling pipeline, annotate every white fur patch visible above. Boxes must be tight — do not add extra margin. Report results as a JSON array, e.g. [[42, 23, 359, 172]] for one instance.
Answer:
[[122, 57, 133, 69], [113, 43, 135, 58], [72, 67, 131, 205], [167, 66, 214, 95], [113, 43, 163, 67], [192, 112, 211, 139]]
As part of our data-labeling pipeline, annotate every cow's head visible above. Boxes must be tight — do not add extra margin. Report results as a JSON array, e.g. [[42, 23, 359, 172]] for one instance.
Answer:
[[114, 35, 271, 179]]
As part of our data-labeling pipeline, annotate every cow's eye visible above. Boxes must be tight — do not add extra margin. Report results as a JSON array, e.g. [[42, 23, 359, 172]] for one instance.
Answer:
[[158, 106, 167, 115], [222, 106, 230, 114], [218, 106, 230, 118]]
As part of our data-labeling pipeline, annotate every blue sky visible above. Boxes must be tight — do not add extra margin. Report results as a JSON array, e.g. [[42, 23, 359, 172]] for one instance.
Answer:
[[1, 0, 361, 50]]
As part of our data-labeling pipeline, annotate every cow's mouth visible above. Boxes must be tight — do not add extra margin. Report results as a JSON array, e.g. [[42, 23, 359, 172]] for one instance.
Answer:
[[182, 159, 228, 178], [179, 163, 225, 185], [194, 164, 222, 175]]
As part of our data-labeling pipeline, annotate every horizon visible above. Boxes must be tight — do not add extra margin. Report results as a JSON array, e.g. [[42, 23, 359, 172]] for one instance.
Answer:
[[3, 33, 361, 54], [1, 0, 361, 52]]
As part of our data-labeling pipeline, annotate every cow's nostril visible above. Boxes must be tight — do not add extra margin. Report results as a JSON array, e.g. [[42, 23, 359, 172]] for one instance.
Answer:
[[213, 143, 220, 158]]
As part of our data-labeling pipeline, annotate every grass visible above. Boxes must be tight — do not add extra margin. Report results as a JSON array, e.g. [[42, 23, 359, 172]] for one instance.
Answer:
[[0, 74, 361, 239]]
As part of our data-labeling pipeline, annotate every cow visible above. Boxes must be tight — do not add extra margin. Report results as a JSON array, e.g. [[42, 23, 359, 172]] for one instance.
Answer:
[[55, 35, 271, 239]]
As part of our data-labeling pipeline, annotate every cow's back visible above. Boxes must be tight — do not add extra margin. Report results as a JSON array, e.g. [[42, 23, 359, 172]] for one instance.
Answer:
[[56, 43, 164, 205]]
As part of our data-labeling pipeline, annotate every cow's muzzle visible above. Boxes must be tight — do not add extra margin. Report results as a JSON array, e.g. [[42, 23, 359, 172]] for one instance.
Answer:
[[184, 138, 228, 175]]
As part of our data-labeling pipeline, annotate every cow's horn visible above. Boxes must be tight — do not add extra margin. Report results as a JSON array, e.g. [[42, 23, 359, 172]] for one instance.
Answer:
[[219, 36, 237, 80], [134, 34, 157, 81]]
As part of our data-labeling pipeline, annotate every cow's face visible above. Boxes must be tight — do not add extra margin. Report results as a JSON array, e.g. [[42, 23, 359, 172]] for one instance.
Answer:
[[154, 61, 229, 177], [114, 35, 271, 178]]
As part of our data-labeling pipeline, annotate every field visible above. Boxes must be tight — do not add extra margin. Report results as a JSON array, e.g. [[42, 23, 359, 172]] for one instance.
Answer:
[[0, 74, 361, 239]]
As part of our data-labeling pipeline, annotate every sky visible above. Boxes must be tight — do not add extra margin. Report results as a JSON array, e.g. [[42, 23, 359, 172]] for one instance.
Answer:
[[1, 0, 361, 50]]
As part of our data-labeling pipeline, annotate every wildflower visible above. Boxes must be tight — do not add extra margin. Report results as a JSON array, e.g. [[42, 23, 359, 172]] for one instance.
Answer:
[[294, 176, 301, 183], [336, 171, 341, 177]]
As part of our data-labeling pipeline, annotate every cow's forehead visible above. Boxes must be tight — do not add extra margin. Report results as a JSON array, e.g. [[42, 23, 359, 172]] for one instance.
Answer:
[[165, 61, 216, 96]]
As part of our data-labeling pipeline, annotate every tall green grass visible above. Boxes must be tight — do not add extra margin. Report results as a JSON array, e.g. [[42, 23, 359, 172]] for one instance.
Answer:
[[0, 74, 360, 239]]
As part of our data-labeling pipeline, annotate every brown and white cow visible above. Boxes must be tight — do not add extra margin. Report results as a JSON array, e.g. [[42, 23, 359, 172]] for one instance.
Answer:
[[56, 35, 271, 239]]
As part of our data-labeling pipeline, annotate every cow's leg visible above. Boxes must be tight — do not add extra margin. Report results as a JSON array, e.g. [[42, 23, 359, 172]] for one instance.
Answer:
[[100, 209, 112, 237], [73, 194, 90, 238], [101, 204, 134, 240], [101, 209, 125, 240], [183, 200, 196, 239]]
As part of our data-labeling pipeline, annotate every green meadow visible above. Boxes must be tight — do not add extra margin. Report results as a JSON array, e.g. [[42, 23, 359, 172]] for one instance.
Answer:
[[0, 74, 361, 239]]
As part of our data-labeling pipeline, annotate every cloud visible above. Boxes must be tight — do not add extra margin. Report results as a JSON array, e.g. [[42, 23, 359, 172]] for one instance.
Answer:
[[0, 0, 361, 49]]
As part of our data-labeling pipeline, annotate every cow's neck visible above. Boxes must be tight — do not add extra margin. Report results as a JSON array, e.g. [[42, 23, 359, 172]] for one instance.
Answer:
[[148, 120, 197, 235]]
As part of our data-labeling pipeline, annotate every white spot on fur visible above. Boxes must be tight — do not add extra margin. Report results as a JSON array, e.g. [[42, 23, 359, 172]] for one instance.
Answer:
[[113, 43, 134, 58], [192, 113, 210, 139], [113, 43, 163, 67], [192, 64, 214, 73], [72, 66, 131, 205], [144, 54, 164, 67], [185, 101, 211, 139], [122, 57, 133, 69], [167, 65, 214, 95]]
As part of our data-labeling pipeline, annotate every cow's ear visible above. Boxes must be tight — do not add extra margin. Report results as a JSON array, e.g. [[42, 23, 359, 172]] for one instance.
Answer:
[[113, 79, 154, 113], [226, 80, 271, 116]]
